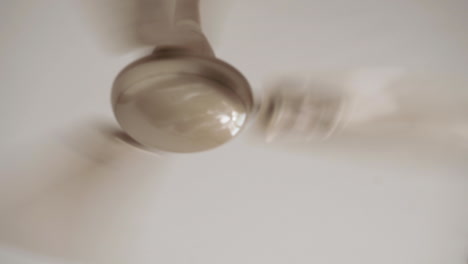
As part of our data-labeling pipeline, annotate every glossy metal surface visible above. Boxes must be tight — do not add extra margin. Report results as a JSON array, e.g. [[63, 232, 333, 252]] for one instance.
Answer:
[[112, 0, 253, 152], [112, 53, 252, 152]]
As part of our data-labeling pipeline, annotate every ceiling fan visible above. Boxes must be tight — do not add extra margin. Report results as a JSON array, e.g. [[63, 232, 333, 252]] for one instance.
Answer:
[[80, 0, 468, 157], [1, 2, 467, 262]]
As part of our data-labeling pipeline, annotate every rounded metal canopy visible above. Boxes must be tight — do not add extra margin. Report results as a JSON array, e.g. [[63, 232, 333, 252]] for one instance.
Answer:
[[112, 54, 253, 153]]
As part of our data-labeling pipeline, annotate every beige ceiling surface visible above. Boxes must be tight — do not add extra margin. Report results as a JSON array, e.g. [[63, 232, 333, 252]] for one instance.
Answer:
[[0, 1, 467, 263]]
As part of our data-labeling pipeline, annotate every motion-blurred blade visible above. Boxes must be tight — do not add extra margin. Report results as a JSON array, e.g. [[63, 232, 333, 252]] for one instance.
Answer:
[[79, 0, 229, 54], [0, 121, 167, 263], [0, 120, 162, 213], [200, 0, 233, 46], [252, 70, 468, 149], [80, 0, 142, 54]]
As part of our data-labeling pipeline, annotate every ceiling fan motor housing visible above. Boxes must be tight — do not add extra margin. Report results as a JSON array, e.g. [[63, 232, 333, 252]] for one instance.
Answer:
[[112, 50, 253, 153]]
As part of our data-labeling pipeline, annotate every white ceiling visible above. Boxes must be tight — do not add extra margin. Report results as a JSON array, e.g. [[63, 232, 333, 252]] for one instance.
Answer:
[[0, 0, 467, 263]]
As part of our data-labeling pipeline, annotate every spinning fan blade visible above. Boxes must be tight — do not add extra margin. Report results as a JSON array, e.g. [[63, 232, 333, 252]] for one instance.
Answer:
[[80, 0, 229, 54], [0, 121, 161, 213], [80, 0, 142, 54], [253, 70, 468, 149], [0, 121, 167, 263], [199, 0, 233, 46]]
